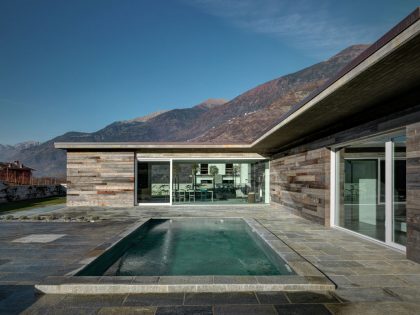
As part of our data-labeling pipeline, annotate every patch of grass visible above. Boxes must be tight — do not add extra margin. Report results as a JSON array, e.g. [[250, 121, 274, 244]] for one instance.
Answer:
[[0, 196, 66, 214]]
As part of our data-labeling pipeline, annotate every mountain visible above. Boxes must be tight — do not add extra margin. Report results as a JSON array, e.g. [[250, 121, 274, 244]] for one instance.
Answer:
[[0, 98, 229, 177], [123, 110, 169, 123], [194, 98, 228, 110], [190, 45, 369, 143], [0, 45, 369, 177], [0, 141, 40, 162]]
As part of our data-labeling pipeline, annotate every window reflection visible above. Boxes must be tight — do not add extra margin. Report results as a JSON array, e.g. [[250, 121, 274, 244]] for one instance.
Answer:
[[336, 131, 407, 246]]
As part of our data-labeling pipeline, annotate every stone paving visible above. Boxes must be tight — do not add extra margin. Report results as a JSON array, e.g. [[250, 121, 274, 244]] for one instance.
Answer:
[[1, 204, 67, 217], [0, 204, 419, 314]]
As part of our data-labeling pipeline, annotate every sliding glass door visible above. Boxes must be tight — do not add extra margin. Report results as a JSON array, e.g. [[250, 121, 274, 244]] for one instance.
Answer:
[[334, 131, 406, 249], [136, 158, 269, 205], [171, 160, 269, 205], [343, 158, 385, 241], [137, 160, 171, 204]]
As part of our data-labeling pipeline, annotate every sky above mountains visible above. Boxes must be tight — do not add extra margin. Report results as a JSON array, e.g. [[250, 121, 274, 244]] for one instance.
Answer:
[[0, 0, 418, 144]]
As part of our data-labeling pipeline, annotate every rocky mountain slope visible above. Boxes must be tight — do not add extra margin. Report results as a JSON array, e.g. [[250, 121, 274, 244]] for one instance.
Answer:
[[192, 45, 369, 143], [0, 141, 40, 163], [0, 45, 369, 177]]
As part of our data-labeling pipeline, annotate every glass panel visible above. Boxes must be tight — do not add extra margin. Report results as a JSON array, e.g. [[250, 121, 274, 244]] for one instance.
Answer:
[[172, 161, 268, 204], [251, 162, 267, 203], [137, 161, 170, 203], [336, 131, 407, 248], [380, 160, 385, 204], [393, 135, 407, 246], [337, 137, 386, 241]]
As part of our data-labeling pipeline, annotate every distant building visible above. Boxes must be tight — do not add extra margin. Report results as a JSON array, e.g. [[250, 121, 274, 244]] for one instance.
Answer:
[[0, 161, 34, 185]]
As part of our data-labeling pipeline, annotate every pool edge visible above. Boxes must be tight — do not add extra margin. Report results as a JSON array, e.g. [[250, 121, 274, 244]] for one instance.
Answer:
[[36, 217, 337, 294], [35, 279, 335, 294]]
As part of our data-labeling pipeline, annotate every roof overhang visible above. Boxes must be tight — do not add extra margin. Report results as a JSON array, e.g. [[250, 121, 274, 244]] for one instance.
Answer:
[[251, 8, 420, 152], [54, 142, 253, 153]]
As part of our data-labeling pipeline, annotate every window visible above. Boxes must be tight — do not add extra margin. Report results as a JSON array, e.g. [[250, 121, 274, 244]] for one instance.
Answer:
[[225, 163, 233, 175], [171, 160, 269, 204], [200, 163, 208, 174]]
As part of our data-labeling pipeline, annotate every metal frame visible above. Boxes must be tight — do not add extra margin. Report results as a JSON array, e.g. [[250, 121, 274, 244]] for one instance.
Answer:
[[330, 131, 407, 252], [135, 156, 270, 206], [136, 158, 172, 206], [134, 152, 138, 205], [385, 141, 393, 245], [265, 160, 271, 203]]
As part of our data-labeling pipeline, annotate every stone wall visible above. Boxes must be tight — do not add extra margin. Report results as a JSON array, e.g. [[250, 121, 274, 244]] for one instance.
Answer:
[[0, 182, 66, 203], [270, 147, 330, 226], [407, 123, 420, 263], [67, 151, 135, 207]]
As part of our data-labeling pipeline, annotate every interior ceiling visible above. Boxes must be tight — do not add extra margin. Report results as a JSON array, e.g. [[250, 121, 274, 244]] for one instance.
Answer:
[[341, 130, 406, 148], [167, 159, 266, 163]]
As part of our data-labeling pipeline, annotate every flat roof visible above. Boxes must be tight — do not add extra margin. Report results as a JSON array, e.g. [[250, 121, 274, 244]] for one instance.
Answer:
[[55, 8, 420, 154], [55, 142, 252, 150]]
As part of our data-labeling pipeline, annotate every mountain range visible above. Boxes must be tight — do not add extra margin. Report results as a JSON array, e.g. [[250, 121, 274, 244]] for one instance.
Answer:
[[0, 44, 369, 177]]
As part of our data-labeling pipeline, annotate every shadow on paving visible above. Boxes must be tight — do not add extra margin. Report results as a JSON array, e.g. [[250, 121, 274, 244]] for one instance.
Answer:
[[20, 291, 338, 315], [0, 285, 40, 315], [13, 288, 420, 314]]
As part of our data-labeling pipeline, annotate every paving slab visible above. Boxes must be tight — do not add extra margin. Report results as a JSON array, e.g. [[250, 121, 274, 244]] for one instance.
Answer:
[[22, 307, 98, 315], [97, 306, 156, 315], [213, 304, 277, 315], [184, 292, 258, 305], [156, 305, 213, 315], [286, 291, 339, 304], [334, 287, 401, 303], [124, 293, 184, 306], [255, 291, 289, 304], [326, 302, 420, 315], [274, 303, 332, 315], [12, 234, 66, 243], [385, 287, 420, 302], [56, 294, 126, 308]]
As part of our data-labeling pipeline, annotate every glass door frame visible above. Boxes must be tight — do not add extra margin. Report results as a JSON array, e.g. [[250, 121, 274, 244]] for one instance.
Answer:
[[170, 157, 270, 205], [330, 130, 406, 252], [135, 157, 173, 206], [135, 156, 270, 206]]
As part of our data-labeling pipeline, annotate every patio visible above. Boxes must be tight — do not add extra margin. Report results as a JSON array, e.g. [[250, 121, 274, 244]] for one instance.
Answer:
[[1, 204, 420, 314]]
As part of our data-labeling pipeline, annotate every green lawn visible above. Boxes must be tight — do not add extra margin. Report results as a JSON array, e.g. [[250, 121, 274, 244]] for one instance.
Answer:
[[0, 196, 66, 213]]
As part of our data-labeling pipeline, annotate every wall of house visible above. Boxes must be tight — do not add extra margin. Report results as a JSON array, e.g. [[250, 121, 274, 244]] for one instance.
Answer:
[[0, 168, 32, 185], [269, 106, 420, 227], [407, 122, 420, 262], [270, 147, 330, 226], [67, 151, 135, 207]]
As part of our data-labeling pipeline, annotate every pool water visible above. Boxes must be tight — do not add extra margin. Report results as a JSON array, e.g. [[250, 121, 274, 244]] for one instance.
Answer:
[[78, 218, 294, 276]]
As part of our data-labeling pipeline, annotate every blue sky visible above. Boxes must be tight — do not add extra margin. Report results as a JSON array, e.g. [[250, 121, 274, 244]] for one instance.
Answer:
[[0, 0, 418, 144]]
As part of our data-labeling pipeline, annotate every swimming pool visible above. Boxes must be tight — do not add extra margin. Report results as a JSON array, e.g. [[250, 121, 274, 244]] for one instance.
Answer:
[[77, 218, 295, 276]]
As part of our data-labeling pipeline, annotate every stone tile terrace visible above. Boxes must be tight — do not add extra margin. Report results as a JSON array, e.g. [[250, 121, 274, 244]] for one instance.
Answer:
[[1, 204, 420, 314]]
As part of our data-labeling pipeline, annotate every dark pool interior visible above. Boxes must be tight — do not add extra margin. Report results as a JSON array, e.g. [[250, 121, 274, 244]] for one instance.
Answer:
[[77, 218, 295, 276]]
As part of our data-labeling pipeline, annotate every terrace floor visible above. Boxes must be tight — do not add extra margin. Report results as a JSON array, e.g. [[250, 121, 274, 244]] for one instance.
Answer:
[[1, 204, 420, 314]]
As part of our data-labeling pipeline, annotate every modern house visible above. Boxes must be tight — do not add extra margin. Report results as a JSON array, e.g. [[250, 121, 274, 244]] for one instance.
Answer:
[[56, 8, 420, 263]]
